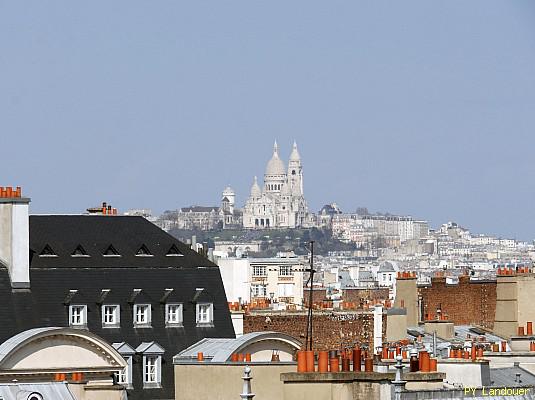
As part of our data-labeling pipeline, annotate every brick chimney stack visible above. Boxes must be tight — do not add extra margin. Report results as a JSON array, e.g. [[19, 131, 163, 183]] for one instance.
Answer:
[[0, 186, 31, 288]]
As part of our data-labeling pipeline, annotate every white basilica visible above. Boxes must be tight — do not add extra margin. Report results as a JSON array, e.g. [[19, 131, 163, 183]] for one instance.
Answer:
[[243, 142, 309, 229]]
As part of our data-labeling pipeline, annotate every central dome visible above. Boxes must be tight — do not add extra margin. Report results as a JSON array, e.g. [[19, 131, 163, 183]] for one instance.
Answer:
[[265, 142, 286, 176]]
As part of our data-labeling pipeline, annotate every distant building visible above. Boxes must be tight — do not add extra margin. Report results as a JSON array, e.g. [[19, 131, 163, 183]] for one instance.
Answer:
[[175, 187, 243, 230], [217, 253, 306, 308], [243, 142, 310, 229], [317, 203, 343, 228]]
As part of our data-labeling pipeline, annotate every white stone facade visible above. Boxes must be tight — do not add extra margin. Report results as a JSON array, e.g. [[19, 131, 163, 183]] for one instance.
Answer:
[[243, 142, 309, 229]]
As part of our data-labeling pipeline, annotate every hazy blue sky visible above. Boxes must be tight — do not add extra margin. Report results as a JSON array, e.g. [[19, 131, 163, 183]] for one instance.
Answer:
[[2, 2, 535, 239]]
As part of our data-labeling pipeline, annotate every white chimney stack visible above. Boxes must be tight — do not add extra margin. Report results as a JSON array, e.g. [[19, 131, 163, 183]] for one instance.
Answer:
[[0, 186, 30, 289]]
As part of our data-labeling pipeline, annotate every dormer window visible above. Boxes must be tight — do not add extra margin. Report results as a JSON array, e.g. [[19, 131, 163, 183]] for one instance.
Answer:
[[136, 245, 153, 257], [69, 305, 87, 327], [136, 342, 164, 389], [39, 244, 57, 257], [165, 303, 183, 326], [196, 303, 214, 326], [102, 305, 120, 327], [71, 245, 89, 257], [166, 244, 183, 257], [134, 304, 151, 327], [103, 245, 120, 257]]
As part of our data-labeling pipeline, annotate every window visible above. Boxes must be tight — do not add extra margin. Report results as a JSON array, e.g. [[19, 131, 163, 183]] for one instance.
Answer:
[[252, 284, 267, 297], [136, 244, 152, 256], [165, 303, 183, 326], [252, 266, 266, 277], [196, 303, 213, 325], [145, 356, 157, 383], [102, 305, 120, 327], [39, 244, 57, 257], [116, 356, 133, 388], [166, 244, 183, 257], [134, 304, 151, 327], [279, 265, 293, 276], [142, 355, 162, 388], [103, 244, 120, 257], [69, 305, 87, 327], [71, 245, 89, 257], [278, 283, 294, 297]]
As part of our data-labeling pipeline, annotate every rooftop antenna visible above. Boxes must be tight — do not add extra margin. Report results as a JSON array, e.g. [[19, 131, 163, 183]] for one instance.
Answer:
[[304, 241, 315, 351]]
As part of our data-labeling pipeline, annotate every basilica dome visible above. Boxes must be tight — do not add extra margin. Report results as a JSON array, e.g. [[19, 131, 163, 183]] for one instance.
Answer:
[[265, 142, 286, 176]]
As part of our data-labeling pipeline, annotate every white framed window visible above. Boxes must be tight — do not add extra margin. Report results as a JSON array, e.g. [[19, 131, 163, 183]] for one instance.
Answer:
[[165, 303, 183, 326], [252, 266, 266, 277], [102, 305, 120, 327], [252, 284, 267, 297], [143, 355, 162, 388], [69, 305, 87, 327], [116, 356, 133, 388], [278, 283, 294, 297], [196, 303, 214, 325], [279, 265, 293, 276], [133, 304, 151, 327]]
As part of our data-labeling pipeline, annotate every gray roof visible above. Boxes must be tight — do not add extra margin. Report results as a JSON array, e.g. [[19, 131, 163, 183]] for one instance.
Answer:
[[136, 341, 165, 354], [112, 342, 136, 355], [339, 270, 356, 288], [406, 325, 506, 351], [378, 262, 395, 273], [0, 382, 76, 400], [490, 365, 535, 387], [453, 325, 504, 343], [358, 271, 375, 282], [173, 331, 301, 363]]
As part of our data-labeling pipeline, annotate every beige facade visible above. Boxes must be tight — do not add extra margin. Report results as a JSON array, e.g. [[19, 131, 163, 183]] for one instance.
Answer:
[[494, 274, 535, 338], [386, 310, 407, 342], [394, 276, 419, 327], [0, 327, 127, 400], [250, 256, 305, 307], [280, 371, 444, 400], [423, 320, 455, 340], [174, 364, 295, 400]]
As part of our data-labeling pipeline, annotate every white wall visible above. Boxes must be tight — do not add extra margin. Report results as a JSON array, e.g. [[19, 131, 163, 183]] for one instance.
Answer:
[[217, 258, 251, 304]]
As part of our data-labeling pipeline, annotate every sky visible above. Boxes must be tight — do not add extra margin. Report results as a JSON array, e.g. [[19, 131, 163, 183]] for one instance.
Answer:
[[1, 1, 535, 239]]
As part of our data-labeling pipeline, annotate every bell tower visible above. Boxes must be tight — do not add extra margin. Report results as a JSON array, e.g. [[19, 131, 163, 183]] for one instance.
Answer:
[[288, 141, 303, 195]]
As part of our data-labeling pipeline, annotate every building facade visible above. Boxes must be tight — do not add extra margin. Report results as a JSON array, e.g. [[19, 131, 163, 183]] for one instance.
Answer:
[[0, 189, 235, 400], [243, 142, 309, 229]]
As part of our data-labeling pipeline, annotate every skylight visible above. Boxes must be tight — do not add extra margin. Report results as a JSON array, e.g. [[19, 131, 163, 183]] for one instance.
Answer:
[[103, 244, 121, 257], [39, 244, 57, 257], [71, 245, 89, 257], [136, 245, 153, 257], [166, 244, 183, 257]]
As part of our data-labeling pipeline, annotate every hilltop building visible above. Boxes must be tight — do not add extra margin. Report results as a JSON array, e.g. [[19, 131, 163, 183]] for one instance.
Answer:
[[243, 142, 309, 229]]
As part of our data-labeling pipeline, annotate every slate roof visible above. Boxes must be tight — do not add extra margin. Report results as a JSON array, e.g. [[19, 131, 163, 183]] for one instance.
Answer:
[[378, 262, 396, 273], [29, 215, 213, 269], [490, 365, 535, 387], [358, 271, 375, 282], [338, 269, 356, 288], [0, 215, 235, 400]]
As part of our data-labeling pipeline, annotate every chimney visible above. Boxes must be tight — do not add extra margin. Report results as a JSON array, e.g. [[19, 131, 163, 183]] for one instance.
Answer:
[[0, 187, 30, 288]]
